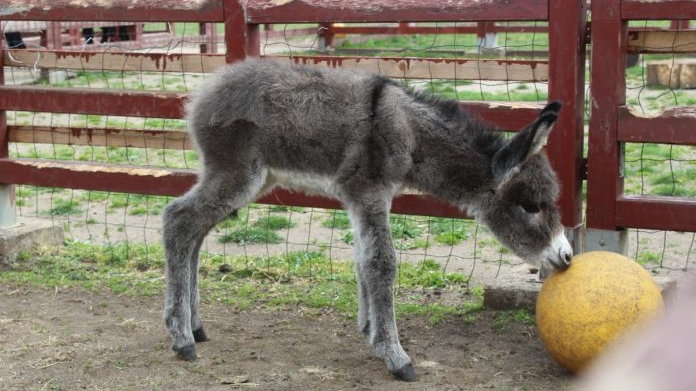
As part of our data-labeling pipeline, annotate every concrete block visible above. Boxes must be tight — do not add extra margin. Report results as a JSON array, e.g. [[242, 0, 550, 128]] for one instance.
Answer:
[[582, 228, 628, 255], [484, 263, 683, 311], [484, 265, 542, 311], [0, 218, 64, 262]]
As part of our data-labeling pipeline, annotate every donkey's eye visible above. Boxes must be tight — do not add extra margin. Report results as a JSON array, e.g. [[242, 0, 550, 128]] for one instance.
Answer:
[[521, 203, 541, 214]]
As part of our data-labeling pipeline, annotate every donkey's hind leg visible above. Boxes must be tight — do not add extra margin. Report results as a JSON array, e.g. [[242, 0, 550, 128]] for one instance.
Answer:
[[347, 196, 415, 381], [162, 167, 269, 360]]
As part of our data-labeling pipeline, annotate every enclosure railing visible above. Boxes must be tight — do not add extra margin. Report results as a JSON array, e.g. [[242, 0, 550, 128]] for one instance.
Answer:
[[587, 0, 696, 243], [0, 0, 586, 248]]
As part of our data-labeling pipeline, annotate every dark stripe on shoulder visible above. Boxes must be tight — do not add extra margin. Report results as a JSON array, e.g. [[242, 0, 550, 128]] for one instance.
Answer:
[[369, 76, 397, 120]]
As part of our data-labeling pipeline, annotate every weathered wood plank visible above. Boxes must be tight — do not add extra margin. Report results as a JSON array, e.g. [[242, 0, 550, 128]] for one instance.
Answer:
[[617, 105, 696, 145], [4, 50, 225, 73], [622, 0, 696, 20], [8, 126, 192, 150], [616, 195, 696, 232], [0, 86, 186, 118], [0, 0, 224, 22], [0, 158, 469, 218], [273, 56, 548, 81], [628, 30, 696, 53], [246, 0, 548, 22], [4, 51, 548, 81]]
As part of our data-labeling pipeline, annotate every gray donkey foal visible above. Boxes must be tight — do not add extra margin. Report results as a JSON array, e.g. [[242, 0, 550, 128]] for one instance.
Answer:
[[163, 59, 573, 381]]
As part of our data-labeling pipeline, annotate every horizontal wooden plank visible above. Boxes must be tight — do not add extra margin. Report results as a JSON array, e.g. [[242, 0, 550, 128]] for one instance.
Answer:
[[627, 30, 696, 53], [246, 0, 548, 23], [4, 50, 226, 73], [0, 0, 224, 22], [0, 158, 469, 218], [0, 158, 196, 196], [0, 86, 186, 118], [461, 101, 544, 131], [7, 101, 536, 154], [618, 106, 696, 145], [622, 0, 696, 20], [328, 25, 548, 35], [272, 55, 548, 81], [616, 195, 696, 232], [6, 51, 548, 81], [8, 126, 192, 150]]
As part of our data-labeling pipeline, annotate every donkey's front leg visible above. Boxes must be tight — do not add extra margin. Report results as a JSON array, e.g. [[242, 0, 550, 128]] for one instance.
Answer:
[[348, 202, 415, 381]]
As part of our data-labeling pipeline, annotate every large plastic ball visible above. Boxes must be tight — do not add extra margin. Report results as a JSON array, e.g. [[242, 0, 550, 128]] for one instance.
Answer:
[[536, 251, 663, 373]]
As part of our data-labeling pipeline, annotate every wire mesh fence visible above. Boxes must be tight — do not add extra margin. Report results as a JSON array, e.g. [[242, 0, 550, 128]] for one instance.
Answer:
[[4, 15, 695, 292], [3, 20, 560, 293], [620, 20, 696, 272]]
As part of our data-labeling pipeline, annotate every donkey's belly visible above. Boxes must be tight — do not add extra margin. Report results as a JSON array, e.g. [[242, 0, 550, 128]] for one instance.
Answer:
[[268, 168, 339, 198]]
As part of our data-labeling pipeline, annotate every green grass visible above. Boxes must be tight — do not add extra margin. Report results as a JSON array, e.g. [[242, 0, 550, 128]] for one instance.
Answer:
[[216, 214, 296, 244], [1, 241, 479, 323], [390, 215, 423, 240], [253, 215, 296, 230], [322, 210, 351, 229], [45, 198, 82, 216], [637, 251, 661, 266], [430, 218, 472, 246], [336, 29, 548, 59], [623, 143, 696, 197], [218, 227, 283, 244], [492, 309, 535, 332]]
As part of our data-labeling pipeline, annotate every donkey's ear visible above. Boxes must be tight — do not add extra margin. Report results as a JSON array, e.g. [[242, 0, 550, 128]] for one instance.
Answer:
[[491, 101, 562, 180]]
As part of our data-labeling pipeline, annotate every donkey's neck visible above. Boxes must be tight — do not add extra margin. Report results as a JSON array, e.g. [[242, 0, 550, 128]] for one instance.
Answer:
[[402, 96, 504, 209]]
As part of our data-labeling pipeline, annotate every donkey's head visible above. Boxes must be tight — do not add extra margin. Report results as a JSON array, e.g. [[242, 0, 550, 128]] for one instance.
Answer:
[[477, 101, 572, 277]]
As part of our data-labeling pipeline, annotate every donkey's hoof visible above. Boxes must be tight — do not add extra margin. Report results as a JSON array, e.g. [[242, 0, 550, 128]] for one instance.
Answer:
[[391, 363, 417, 382], [173, 344, 197, 361], [193, 327, 209, 343]]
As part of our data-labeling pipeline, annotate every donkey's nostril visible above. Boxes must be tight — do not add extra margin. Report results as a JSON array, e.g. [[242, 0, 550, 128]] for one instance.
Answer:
[[564, 253, 572, 264]]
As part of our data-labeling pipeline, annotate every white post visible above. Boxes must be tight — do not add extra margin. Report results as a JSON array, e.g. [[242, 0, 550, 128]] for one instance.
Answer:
[[0, 185, 16, 227]]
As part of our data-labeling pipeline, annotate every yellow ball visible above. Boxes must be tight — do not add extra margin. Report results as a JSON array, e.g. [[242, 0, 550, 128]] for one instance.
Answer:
[[535, 251, 663, 373]]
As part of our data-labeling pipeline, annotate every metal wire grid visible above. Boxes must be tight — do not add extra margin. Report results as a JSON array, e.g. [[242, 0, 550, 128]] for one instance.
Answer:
[[4, 20, 586, 289], [621, 20, 696, 271]]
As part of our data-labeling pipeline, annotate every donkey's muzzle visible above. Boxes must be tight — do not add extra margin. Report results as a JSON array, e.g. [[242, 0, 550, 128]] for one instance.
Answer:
[[539, 232, 573, 278]]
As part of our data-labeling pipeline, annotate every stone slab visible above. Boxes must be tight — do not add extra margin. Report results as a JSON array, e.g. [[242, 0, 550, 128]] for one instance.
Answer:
[[484, 264, 686, 311], [0, 218, 64, 262]]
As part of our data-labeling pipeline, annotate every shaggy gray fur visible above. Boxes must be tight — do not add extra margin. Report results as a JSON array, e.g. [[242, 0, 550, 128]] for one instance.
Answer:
[[162, 59, 572, 381]]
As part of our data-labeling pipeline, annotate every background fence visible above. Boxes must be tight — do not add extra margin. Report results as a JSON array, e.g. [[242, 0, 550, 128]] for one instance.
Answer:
[[588, 0, 696, 270], [0, 0, 693, 287]]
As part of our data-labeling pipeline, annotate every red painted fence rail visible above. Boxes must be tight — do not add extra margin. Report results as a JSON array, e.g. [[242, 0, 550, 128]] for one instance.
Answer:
[[587, 0, 696, 233]]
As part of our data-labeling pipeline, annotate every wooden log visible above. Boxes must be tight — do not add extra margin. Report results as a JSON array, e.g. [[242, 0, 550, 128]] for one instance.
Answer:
[[628, 30, 696, 53], [646, 59, 696, 89]]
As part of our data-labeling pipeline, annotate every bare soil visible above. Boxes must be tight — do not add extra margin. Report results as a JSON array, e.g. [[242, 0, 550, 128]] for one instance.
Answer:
[[0, 284, 572, 391]]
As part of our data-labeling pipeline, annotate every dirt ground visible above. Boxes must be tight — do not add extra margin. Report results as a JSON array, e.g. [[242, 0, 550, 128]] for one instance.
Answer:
[[0, 284, 572, 391]]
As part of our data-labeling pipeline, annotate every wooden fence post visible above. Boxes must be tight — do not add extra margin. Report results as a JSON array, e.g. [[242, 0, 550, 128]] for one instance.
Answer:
[[547, 0, 587, 253], [586, 0, 629, 253], [224, 0, 259, 63]]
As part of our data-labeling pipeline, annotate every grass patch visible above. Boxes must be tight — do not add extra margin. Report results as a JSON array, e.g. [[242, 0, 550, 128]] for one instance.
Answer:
[[253, 215, 296, 230], [390, 215, 423, 240], [430, 218, 472, 245], [45, 198, 82, 216], [492, 309, 535, 332], [322, 210, 351, 230], [218, 227, 283, 244], [0, 242, 476, 323]]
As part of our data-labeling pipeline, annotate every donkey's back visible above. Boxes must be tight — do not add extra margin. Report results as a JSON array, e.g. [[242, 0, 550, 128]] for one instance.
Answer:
[[187, 59, 410, 179]]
